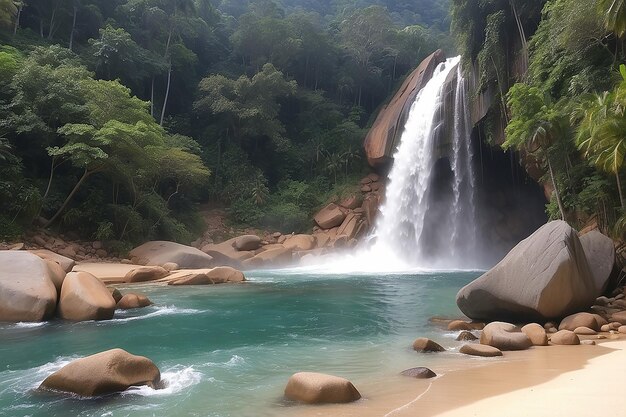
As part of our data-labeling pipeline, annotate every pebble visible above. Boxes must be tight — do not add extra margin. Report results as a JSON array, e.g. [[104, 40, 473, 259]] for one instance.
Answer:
[[580, 340, 596, 346], [601, 324, 611, 332], [574, 327, 597, 335], [619, 326, 626, 334]]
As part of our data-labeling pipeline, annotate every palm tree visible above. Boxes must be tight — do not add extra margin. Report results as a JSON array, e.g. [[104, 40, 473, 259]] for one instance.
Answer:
[[576, 68, 626, 209], [599, 0, 626, 38]]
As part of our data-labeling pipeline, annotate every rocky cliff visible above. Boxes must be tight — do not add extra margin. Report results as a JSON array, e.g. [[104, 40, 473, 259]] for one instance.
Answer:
[[363, 49, 446, 169]]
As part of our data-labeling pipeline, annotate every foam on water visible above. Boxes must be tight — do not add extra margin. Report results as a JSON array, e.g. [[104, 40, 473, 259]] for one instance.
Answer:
[[123, 366, 204, 397], [102, 306, 204, 324]]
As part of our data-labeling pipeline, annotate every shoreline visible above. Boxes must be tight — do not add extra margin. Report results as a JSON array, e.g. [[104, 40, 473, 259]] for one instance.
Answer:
[[284, 336, 625, 417]]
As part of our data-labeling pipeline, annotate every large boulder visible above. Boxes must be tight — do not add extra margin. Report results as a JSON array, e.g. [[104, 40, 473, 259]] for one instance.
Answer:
[[579, 230, 615, 295], [284, 372, 361, 404], [0, 251, 57, 322], [39, 349, 161, 396], [314, 203, 346, 229], [364, 49, 446, 168], [550, 330, 580, 345], [130, 241, 214, 269], [456, 221, 596, 322], [72, 263, 145, 284], [58, 271, 116, 321], [480, 322, 532, 351]]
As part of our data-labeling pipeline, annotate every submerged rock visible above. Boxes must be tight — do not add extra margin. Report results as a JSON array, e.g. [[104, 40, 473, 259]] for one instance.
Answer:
[[0, 251, 57, 322], [400, 367, 437, 379], [116, 293, 152, 309], [39, 349, 161, 396], [412, 338, 445, 353], [284, 372, 361, 404], [456, 221, 595, 322], [166, 266, 245, 285]]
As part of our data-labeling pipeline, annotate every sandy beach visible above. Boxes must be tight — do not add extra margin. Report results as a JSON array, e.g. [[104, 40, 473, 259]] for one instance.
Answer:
[[286, 337, 626, 417]]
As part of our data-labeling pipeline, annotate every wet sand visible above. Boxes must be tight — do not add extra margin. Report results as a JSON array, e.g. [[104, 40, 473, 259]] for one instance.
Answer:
[[284, 337, 625, 417]]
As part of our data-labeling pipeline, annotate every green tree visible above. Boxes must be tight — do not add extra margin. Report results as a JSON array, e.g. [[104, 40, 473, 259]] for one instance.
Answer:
[[504, 83, 568, 220]]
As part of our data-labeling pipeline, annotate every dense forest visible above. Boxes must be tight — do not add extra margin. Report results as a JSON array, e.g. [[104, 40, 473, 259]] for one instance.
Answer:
[[451, 0, 625, 239], [0, 0, 449, 246]]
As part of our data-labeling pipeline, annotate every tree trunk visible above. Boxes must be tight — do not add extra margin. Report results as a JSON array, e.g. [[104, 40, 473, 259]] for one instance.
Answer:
[[69, 4, 78, 51], [547, 157, 566, 220], [42, 158, 57, 201], [48, 6, 57, 39], [160, 64, 172, 126], [616, 170, 625, 209], [13, 4, 22, 36], [150, 76, 155, 118], [45, 169, 91, 228]]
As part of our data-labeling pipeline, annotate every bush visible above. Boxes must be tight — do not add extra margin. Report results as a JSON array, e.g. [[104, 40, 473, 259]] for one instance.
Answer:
[[259, 202, 310, 233]]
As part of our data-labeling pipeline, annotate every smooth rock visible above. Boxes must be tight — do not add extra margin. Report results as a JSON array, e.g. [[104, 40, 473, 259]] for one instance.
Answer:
[[130, 241, 214, 269], [116, 293, 152, 309], [400, 367, 437, 379], [234, 235, 261, 251], [544, 322, 557, 330], [167, 266, 245, 285], [30, 249, 75, 272], [480, 322, 532, 351], [559, 312, 601, 331], [579, 230, 615, 295], [58, 272, 116, 321], [448, 320, 474, 331], [0, 252, 57, 322], [574, 326, 597, 335], [241, 248, 292, 269], [44, 259, 67, 293], [456, 331, 478, 341], [412, 338, 445, 353], [601, 324, 611, 332], [109, 287, 123, 303], [39, 349, 161, 396], [619, 326, 626, 334], [457, 221, 595, 321], [581, 340, 596, 345], [550, 330, 580, 345], [284, 372, 361, 404], [610, 311, 626, 325], [339, 195, 362, 210], [162, 262, 179, 271], [124, 266, 169, 283], [521, 323, 548, 346], [313, 203, 347, 229], [460, 344, 503, 357], [283, 234, 316, 251]]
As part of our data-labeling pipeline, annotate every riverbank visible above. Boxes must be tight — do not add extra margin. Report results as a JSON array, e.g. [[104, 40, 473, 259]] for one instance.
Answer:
[[287, 337, 625, 417]]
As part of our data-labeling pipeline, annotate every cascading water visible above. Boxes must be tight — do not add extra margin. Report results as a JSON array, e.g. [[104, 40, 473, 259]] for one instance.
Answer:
[[299, 56, 481, 273], [372, 56, 479, 269]]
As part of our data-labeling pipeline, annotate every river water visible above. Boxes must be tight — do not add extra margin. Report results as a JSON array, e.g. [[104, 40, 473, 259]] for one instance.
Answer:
[[0, 269, 479, 417]]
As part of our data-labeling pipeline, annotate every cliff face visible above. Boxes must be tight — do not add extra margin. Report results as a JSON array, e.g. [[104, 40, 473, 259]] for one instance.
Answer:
[[363, 49, 446, 169]]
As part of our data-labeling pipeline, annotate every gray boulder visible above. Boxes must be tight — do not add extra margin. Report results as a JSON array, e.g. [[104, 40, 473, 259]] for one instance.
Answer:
[[456, 221, 595, 322], [579, 230, 615, 295]]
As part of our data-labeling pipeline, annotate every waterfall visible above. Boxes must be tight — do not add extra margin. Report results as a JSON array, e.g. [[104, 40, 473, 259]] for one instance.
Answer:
[[370, 55, 479, 268]]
